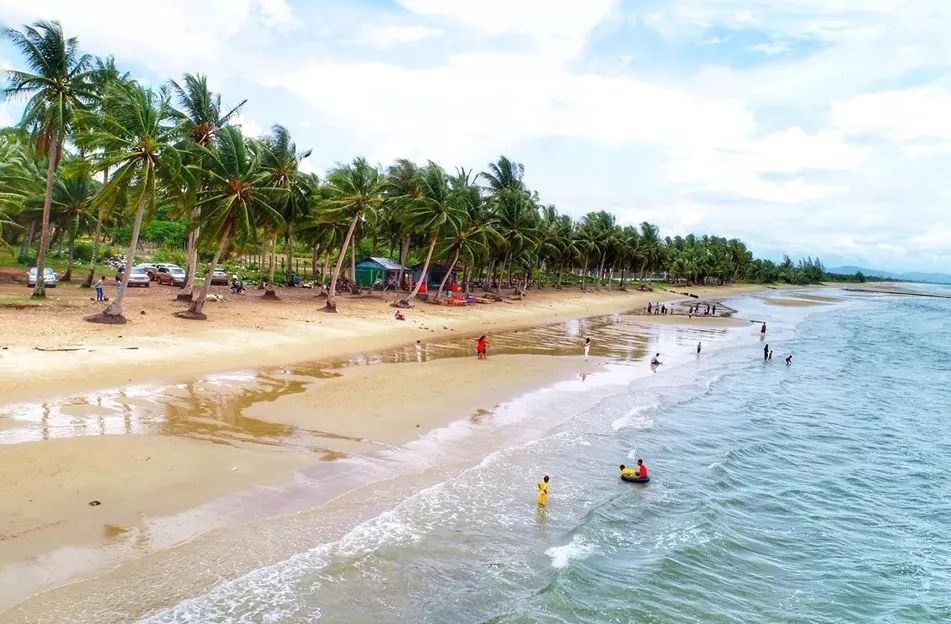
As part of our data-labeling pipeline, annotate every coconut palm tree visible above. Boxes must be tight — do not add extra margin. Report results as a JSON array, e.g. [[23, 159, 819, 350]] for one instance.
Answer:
[[170, 73, 246, 299], [0, 130, 42, 240], [4, 20, 96, 297], [80, 55, 130, 288], [399, 162, 465, 304], [181, 127, 282, 318], [383, 158, 424, 289], [44, 156, 98, 281], [259, 124, 312, 294], [79, 80, 181, 322], [316, 158, 383, 312], [432, 169, 496, 301]]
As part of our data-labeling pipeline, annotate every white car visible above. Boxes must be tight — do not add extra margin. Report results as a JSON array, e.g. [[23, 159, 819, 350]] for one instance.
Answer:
[[27, 267, 57, 287], [126, 267, 152, 287]]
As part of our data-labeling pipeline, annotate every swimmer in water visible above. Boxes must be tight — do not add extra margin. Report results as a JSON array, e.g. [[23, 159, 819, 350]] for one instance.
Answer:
[[537, 475, 550, 507]]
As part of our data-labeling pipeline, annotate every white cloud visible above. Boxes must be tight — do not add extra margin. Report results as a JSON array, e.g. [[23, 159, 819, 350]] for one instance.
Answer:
[[353, 24, 443, 49], [749, 41, 791, 55], [829, 87, 951, 142], [232, 114, 265, 139], [2, 0, 949, 271]]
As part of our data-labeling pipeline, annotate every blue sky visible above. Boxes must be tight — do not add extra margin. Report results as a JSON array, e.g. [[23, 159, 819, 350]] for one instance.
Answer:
[[2, 0, 949, 272]]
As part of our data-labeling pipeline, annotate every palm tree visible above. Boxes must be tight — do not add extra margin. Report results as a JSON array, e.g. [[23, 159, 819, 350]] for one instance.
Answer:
[[399, 162, 465, 304], [316, 158, 383, 312], [481, 156, 537, 295], [79, 80, 181, 323], [4, 20, 96, 297], [181, 127, 282, 318], [433, 169, 495, 301], [0, 130, 42, 242], [170, 73, 246, 299], [43, 156, 98, 281], [260, 124, 312, 295], [80, 55, 130, 288], [383, 159, 423, 289]]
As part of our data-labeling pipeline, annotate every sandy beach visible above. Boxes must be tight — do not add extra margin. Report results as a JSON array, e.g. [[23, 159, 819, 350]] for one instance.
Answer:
[[0, 282, 768, 615]]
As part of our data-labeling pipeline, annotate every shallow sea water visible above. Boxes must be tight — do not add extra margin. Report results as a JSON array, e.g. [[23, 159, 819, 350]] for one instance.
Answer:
[[138, 286, 951, 624]]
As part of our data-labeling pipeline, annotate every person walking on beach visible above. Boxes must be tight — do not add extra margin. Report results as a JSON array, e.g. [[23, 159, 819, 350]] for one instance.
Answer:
[[647, 302, 652, 314], [94, 275, 105, 302], [584, 337, 591, 361], [764, 344, 770, 361], [476, 335, 488, 360], [537, 475, 550, 507], [697, 341, 702, 354]]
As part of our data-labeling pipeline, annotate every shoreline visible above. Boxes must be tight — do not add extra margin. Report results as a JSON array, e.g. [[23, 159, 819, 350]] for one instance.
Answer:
[[0, 284, 773, 615], [0, 285, 766, 404]]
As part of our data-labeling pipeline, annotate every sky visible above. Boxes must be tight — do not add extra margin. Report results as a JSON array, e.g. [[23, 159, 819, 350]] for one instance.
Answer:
[[1, 0, 949, 273]]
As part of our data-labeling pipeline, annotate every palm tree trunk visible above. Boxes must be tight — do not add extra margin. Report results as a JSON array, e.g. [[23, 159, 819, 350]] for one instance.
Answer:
[[285, 225, 294, 285], [62, 219, 78, 282], [326, 212, 361, 312], [181, 209, 200, 298], [557, 261, 564, 289], [597, 252, 607, 289], [397, 234, 410, 290], [581, 255, 589, 291], [264, 232, 278, 297], [32, 138, 60, 298], [18, 220, 36, 260], [100, 193, 147, 321], [82, 204, 105, 288], [405, 236, 437, 303], [185, 229, 231, 318], [619, 266, 627, 290], [434, 245, 461, 302], [310, 243, 319, 281], [350, 243, 357, 289]]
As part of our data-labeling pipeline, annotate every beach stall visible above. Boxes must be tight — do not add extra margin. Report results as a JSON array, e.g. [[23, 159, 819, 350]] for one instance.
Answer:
[[354, 257, 407, 289], [411, 262, 457, 290]]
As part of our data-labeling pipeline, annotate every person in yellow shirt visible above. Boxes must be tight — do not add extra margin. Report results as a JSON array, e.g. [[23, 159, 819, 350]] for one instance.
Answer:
[[537, 475, 550, 506], [619, 464, 637, 479]]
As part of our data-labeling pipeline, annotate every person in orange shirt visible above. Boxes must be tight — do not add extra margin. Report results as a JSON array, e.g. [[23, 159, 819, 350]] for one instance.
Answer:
[[476, 335, 488, 359], [635, 459, 649, 479]]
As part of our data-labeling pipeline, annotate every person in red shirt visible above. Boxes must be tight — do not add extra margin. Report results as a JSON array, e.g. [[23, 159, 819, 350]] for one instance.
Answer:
[[635, 458, 648, 479], [476, 335, 488, 359]]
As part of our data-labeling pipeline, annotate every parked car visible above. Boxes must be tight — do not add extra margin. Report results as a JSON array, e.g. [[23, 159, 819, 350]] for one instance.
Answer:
[[27, 267, 57, 287], [134, 263, 159, 280], [210, 269, 229, 285], [156, 267, 187, 286], [125, 267, 152, 287]]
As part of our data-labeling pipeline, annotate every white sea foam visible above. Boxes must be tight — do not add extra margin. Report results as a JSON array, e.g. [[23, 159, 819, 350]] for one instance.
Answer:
[[546, 535, 596, 570], [611, 402, 657, 431]]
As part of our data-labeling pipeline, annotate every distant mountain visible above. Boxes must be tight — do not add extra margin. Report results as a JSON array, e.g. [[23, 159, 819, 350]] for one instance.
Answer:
[[828, 266, 951, 285]]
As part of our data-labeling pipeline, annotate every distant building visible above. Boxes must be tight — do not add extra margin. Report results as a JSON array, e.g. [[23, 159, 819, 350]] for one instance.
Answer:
[[354, 257, 407, 289]]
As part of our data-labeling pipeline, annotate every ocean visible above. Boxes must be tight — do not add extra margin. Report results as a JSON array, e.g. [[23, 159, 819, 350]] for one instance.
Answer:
[[140, 287, 950, 623]]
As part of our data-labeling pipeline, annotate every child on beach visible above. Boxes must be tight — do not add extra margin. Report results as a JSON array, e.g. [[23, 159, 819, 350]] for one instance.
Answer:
[[94, 275, 105, 302], [476, 335, 488, 359], [584, 337, 591, 361]]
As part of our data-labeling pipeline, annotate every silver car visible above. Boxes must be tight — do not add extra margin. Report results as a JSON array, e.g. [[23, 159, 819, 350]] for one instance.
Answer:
[[126, 267, 152, 287], [27, 267, 57, 287]]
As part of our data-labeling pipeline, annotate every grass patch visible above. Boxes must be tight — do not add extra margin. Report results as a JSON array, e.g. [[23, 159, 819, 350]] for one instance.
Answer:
[[0, 295, 43, 308]]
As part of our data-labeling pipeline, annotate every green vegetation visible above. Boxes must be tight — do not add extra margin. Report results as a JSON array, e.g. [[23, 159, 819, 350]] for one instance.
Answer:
[[1, 19, 857, 320]]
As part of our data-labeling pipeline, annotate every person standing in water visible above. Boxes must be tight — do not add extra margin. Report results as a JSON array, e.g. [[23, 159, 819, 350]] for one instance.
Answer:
[[651, 353, 662, 366], [768, 350, 773, 361], [584, 337, 591, 361], [476, 335, 488, 360], [764, 344, 770, 361], [697, 341, 702, 354], [786, 354, 793, 365], [537, 475, 550, 507], [760, 322, 767, 335]]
